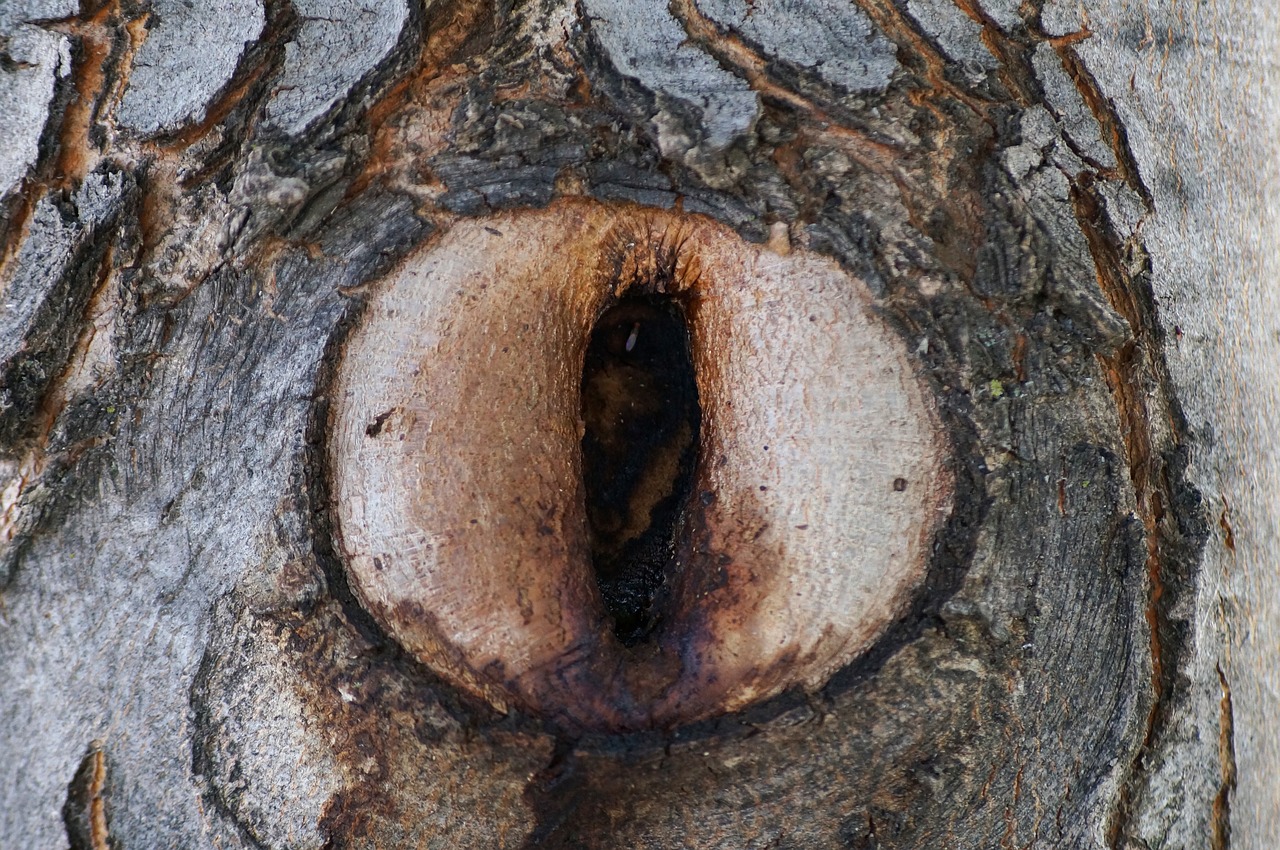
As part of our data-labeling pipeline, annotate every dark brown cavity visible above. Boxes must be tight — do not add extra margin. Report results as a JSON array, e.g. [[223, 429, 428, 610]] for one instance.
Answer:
[[579, 294, 701, 645]]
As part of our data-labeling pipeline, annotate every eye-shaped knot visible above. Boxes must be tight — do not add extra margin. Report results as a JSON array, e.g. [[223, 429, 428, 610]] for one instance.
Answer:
[[328, 200, 952, 732]]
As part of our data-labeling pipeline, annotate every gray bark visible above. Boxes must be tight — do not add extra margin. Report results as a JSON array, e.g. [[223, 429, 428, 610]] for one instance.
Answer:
[[0, 0, 1274, 847]]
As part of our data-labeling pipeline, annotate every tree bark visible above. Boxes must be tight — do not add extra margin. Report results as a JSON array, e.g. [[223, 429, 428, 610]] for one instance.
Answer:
[[0, 1, 1275, 848]]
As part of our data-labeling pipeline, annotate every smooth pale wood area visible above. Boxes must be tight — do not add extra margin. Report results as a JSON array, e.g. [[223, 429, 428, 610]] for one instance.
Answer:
[[329, 200, 952, 730]]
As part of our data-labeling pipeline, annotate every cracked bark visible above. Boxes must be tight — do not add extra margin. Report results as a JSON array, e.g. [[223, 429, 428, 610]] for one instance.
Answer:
[[1, 0, 1275, 848]]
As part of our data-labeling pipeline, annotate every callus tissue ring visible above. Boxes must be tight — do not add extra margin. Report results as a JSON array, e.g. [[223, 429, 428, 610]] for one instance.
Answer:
[[328, 199, 953, 732]]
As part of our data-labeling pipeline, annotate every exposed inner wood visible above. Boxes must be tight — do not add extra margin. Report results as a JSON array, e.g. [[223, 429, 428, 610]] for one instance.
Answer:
[[328, 200, 953, 731]]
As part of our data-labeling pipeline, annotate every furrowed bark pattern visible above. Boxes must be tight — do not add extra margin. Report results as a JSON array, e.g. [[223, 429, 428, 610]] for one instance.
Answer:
[[0, 0, 1260, 847]]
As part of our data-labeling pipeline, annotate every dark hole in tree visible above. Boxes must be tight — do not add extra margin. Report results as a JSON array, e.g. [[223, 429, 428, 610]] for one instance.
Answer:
[[580, 294, 701, 645]]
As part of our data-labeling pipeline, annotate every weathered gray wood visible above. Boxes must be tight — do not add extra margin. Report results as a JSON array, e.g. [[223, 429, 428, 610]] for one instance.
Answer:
[[0, 11, 71, 199], [1070, 1, 1280, 843], [0, 0, 1273, 847], [261, 0, 411, 136], [693, 0, 900, 92], [583, 0, 760, 169], [115, 0, 265, 137]]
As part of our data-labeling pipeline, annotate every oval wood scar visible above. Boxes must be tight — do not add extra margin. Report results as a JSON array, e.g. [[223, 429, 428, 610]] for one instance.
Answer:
[[328, 199, 953, 731]]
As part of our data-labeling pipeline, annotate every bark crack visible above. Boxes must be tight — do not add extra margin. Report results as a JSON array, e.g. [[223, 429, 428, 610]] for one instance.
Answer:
[[1211, 663, 1237, 850], [1049, 42, 1155, 206], [1070, 178, 1208, 847], [62, 741, 114, 850], [666, 0, 919, 168]]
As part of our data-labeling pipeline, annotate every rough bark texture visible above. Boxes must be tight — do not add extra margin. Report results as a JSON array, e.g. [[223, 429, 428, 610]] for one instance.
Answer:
[[0, 0, 1274, 848]]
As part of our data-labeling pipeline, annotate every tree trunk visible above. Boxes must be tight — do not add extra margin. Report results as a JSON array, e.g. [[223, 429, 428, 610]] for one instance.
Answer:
[[1, 0, 1275, 848]]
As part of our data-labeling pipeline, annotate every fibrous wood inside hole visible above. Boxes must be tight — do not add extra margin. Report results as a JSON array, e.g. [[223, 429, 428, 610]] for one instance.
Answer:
[[580, 295, 701, 645]]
